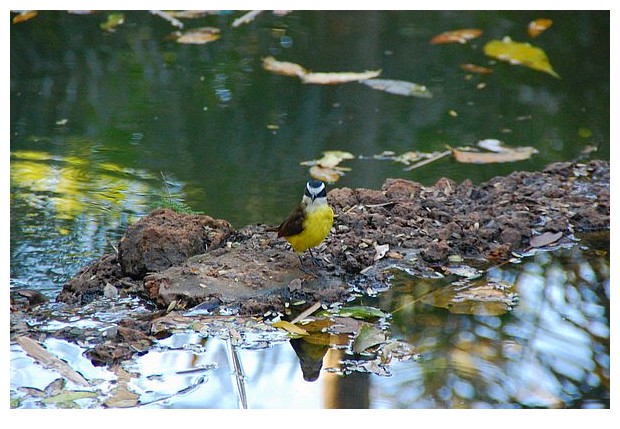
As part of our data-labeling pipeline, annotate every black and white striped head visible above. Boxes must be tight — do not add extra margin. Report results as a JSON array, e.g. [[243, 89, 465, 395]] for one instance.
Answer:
[[302, 180, 327, 204]]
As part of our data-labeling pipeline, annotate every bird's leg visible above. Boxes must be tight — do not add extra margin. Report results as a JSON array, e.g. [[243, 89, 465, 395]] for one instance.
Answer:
[[297, 253, 311, 274]]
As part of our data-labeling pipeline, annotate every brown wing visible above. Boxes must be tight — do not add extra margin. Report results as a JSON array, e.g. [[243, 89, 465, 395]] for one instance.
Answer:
[[277, 204, 305, 237]]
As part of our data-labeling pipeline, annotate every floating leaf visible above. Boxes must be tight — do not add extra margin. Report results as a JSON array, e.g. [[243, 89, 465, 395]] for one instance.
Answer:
[[262, 56, 307, 77], [421, 280, 518, 316], [528, 18, 553, 38], [352, 324, 386, 353], [483, 37, 560, 78], [176, 27, 220, 44], [12, 10, 38, 24], [163, 10, 212, 19], [360, 79, 432, 98], [301, 69, 381, 84], [309, 165, 344, 183], [301, 150, 354, 168], [272, 320, 309, 336], [451, 141, 538, 164], [430, 28, 483, 45], [100, 13, 125, 32], [263, 57, 381, 85], [327, 305, 388, 320], [530, 231, 563, 248], [460, 63, 494, 74]]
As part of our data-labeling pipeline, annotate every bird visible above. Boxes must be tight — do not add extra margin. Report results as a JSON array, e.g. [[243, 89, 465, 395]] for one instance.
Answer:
[[276, 180, 334, 268]]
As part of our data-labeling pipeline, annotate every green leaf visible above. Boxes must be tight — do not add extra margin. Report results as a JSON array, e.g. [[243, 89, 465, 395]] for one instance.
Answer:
[[483, 37, 560, 78], [328, 305, 388, 320], [352, 324, 386, 353]]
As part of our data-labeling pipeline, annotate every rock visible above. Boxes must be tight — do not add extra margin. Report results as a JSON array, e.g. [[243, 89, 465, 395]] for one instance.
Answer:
[[118, 208, 234, 279]]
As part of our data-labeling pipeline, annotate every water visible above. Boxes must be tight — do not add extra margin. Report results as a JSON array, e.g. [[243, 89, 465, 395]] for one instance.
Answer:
[[9, 10, 609, 409]]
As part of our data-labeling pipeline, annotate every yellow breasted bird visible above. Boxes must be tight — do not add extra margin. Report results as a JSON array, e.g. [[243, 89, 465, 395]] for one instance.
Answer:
[[277, 180, 334, 267]]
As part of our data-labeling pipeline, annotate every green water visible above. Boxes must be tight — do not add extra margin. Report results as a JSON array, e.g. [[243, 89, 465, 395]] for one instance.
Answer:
[[10, 10, 609, 409]]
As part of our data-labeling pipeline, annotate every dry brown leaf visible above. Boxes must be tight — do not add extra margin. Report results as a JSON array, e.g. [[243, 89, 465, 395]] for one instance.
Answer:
[[460, 63, 494, 74], [272, 320, 309, 336], [262, 56, 307, 77], [430, 29, 483, 44], [12, 10, 38, 24], [530, 231, 563, 248], [309, 165, 345, 183], [176, 27, 220, 44], [451, 145, 538, 163], [15, 336, 90, 387], [528, 18, 553, 38]]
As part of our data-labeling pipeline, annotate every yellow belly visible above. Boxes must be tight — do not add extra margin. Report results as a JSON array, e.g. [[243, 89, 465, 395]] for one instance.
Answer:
[[285, 204, 334, 253]]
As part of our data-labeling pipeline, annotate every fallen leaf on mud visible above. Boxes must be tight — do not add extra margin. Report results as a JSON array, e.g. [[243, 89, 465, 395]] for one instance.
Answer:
[[352, 324, 386, 353], [529, 231, 563, 248], [301, 69, 382, 84], [42, 391, 98, 406], [421, 280, 518, 316], [483, 37, 560, 78], [430, 28, 483, 44], [262, 56, 307, 77], [272, 320, 309, 336], [374, 243, 390, 261], [460, 63, 494, 74], [15, 336, 90, 387], [451, 143, 538, 164], [528, 18, 553, 38], [360, 79, 433, 98], [176, 27, 220, 44], [12, 10, 38, 23], [100, 13, 125, 32], [104, 365, 139, 408]]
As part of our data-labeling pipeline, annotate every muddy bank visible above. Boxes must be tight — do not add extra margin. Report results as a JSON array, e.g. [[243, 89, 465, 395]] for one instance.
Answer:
[[10, 160, 609, 364], [52, 160, 609, 314]]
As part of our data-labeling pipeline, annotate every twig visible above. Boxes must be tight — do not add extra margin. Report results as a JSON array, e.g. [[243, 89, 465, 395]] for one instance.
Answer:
[[403, 150, 451, 171], [232, 10, 263, 27], [150, 10, 184, 29], [290, 301, 322, 324]]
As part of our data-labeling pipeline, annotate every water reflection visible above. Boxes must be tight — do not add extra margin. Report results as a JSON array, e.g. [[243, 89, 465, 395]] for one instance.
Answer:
[[376, 242, 609, 408]]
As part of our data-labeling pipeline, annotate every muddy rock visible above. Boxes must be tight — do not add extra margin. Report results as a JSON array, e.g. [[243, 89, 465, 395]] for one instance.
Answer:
[[56, 160, 609, 315], [56, 253, 123, 305], [118, 208, 233, 279]]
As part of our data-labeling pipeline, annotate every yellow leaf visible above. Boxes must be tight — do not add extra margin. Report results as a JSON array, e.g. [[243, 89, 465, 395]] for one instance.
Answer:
[[272, 320, 309, 336], [483, 38, 560, 78], [430, 28, 483, 45], [176, 27, 220, 44], [301, 69, 381, 84]]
